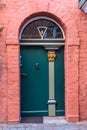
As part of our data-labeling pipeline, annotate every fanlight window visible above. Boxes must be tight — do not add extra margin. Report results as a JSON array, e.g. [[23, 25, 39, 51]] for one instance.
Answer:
[[20, 18, 64, 40]]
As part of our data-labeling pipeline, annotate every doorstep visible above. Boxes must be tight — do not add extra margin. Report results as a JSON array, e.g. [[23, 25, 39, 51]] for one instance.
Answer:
[[21, 116, 68, 124], [43, 116, 68, 124]]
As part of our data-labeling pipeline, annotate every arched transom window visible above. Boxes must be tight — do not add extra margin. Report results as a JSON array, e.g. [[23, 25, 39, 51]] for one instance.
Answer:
[[20, 17, 65, 40]]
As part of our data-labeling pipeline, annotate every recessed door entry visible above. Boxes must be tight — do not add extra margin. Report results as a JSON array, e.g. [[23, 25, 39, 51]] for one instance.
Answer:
[[20, 45, 65, 117]]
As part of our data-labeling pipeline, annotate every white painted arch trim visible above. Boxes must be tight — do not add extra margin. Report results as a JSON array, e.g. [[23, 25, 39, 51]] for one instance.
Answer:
[[19, 16, 65, 40]]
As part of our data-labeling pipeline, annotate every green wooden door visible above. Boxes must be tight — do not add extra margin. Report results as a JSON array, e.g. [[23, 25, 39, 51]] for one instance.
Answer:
[[20, 46, 49, 117], [20, 45, 65, 117], [55, 46, 65, 116]]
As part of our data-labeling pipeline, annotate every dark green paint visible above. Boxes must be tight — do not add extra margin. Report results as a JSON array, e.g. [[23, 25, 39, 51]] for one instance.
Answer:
[[55, 46, 65, 116], [20, 39, 65, 43], [20, 46, 49, 116], [20, 45, 65, 117]]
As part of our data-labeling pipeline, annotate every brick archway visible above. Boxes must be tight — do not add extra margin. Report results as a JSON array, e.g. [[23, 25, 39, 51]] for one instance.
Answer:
[[6, 2, 79, 122]]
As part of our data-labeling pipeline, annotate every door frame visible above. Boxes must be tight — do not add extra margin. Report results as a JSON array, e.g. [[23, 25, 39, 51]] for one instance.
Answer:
[[20, 39, 65, 117]]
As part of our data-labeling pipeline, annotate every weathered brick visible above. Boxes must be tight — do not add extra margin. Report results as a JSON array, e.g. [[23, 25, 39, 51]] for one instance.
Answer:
[[0, 0, 87, 123]]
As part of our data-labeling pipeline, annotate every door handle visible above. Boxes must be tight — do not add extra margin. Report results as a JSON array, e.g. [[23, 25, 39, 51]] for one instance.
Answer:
[[21, 73, 28, 76], [35, 63, 39, 69]]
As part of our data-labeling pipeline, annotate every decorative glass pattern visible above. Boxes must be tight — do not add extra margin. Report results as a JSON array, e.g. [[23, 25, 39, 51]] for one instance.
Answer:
[[21, 18, 63, 39]]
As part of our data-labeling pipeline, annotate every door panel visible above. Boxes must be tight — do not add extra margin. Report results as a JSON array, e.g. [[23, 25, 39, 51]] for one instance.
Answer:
[[20, 45, 65, 117], [20, 46, 48, 116], [55, 46, 65, 116]]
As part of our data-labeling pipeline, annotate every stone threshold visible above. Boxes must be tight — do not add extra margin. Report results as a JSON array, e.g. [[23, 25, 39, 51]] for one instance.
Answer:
[[21, 116, 68, 124], [43, 116, 68, 124]]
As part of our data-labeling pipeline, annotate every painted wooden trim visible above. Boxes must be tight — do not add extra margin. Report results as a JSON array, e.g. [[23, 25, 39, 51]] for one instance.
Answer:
[[49, 62, 55, 99], [47, 99, 56, 104], [48, 60, 56, 116], [20, 42, 65, 46], [20, 39, 65, 43], [21, 110, 48, 113]]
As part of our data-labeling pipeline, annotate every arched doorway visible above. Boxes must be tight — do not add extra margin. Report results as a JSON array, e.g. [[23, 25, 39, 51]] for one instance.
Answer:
[[19, 16, 65, 117]]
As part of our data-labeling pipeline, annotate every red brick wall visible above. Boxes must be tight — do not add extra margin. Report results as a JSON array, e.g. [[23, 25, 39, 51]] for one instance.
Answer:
[[0, 0, 87, 123], [78, 15, 87, 120], [0, 13, 8, 122], [7, 44, 20, 122]]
